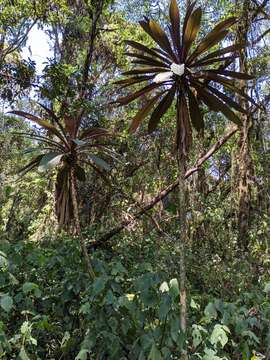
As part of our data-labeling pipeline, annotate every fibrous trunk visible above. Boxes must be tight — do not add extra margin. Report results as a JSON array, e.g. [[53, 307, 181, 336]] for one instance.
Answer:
[[70, 165, 95, 279], [236, 0, 253, 251]]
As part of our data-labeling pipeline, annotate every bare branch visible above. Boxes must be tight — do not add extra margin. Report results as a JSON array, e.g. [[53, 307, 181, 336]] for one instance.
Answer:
[[90, 126, 238, 248]]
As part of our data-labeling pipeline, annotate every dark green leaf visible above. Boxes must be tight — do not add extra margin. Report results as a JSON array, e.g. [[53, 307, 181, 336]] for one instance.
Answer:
[[80, 127, 110, 140], [0, 295, 13, 312], [129, 93, 164, 133], [125, 40, 171, 64], [206, 84, 248, 114], [148, 85, 176, 132], [193, 42, 247, 64], [9, 110, 66, 143], [169, 0, 181, 58], [195, 85, 242, 126], [116, 83, 161, 106], [38, 152, 63, 172], [122, 67, 169, 76], [209, 69, 255, 80], [126, 52, 169, 68], [182, 7, 202, 60], [187, 88, 204, 131], [140, 19, 177, 62]]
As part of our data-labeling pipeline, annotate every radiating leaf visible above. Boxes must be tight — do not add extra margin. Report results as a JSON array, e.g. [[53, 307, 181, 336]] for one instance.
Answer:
[[195, 72, 257, 106], [188, 17, 237, 63], [188, 30, 229, 64], [187, 88, 204, 131], [114, 75, 154, 86], [80, 127, 110, 140], [38, 152, 63, 172], [209, 69, 255, 80], [206, 84, 248, 114], [169, 0, 181, 58], [17, 155, 43, 175], [129, 93, 164, 133], [116, 83, 161, 106], [182, 7, 202, 60], [182, 1, 197, 46], [193, 42, 247, 64], [140, 19, 177, 61], [176, 94, 192, 154], [195, 85, 242, 126], [190, 55, 237, 68], [125, 40, 171, 64], [126, 52, 169, 68], [148, 85, 176, 132], [9, 110, 66, 143], [0, 294, 13, 312], [122, 67, 169, 76]]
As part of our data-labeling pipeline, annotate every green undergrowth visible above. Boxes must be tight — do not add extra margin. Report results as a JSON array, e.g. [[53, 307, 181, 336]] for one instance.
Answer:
[[0, 235, 269, 359]]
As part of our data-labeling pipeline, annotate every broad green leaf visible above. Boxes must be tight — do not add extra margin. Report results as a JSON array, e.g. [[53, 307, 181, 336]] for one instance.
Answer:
[[38, 153, 63, 172], [19, 347, 31, 360], [159, 281, 169, 293], [22, 282, 38, 294], [210, 324, 229, 348], [263, 283, 270, 293], [0, 251, 8, 268], [92, 276, 108, 296], [192, 324, 207, 348], [202, 347, 223, 360], [169, 278, 179, 298], [0, 295, 13, 313], [190, 298, 200, 310], [148, 343, 162, 360], [22, 282, 41, 297], [75, 349, 89, 360], [21, 321, 30, 335], [204, 302, 217, 319]]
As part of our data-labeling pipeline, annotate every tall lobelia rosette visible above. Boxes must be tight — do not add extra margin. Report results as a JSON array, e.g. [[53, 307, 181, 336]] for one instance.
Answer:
[[113, 0, 256, 341], [114, 0, 255, 162]]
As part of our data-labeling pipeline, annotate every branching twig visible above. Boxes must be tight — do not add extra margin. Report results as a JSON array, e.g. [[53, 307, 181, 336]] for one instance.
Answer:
[[89, 126, 238, 248]]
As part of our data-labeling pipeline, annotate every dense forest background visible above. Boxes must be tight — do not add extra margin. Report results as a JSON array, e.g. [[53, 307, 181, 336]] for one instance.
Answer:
[[0, 0, 269, 359]]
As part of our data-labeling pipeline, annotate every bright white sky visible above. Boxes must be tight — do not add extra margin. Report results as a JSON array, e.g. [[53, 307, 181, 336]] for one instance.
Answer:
[[21, 25, 52, 75]]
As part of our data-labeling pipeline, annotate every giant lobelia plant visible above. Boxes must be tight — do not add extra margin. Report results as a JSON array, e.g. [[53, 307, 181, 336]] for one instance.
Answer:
[[114, 0, 255, 347], [10, 105, 113, 278]]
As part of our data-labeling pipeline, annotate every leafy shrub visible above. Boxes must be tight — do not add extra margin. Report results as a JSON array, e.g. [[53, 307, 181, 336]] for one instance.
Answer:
[[0, 238, 269, 359]]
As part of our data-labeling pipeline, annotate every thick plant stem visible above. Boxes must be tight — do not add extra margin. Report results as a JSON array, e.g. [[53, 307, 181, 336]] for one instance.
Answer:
[[70, 165, 95, 279], [177, 152, 188, 355]]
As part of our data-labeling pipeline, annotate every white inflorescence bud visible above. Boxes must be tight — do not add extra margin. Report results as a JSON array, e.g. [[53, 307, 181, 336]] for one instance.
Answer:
[[153, 71, 173, 83], [153, 63, 185, 84], [170, 63, 185, 76]]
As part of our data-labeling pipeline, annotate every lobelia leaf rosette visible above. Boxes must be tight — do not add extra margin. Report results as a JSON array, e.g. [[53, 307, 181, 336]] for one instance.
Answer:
[[114, 0, 256, 159]]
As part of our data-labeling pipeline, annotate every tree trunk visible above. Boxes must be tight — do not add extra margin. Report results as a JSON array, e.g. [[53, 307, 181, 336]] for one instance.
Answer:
[[236, 0, 253, 251], [70, 165, 95, 279], [177, 154, 188, 339]]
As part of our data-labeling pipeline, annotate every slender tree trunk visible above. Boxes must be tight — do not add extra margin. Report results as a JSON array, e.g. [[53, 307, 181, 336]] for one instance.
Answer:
[[236, 0, 253, 251], [70, 165, 95, 279], [177, 154, 188, 338], [176, 90, 189, 357]]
